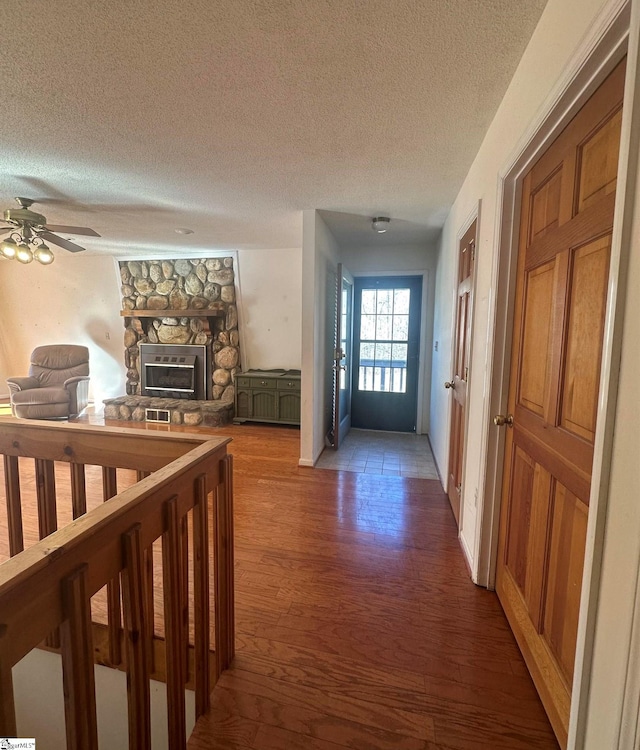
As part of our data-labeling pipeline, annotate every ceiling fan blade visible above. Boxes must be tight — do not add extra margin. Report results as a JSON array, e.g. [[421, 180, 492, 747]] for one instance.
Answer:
[[39, 231, 86, 253], [0, 226, 14, 235], [44, 224, 101, 237]]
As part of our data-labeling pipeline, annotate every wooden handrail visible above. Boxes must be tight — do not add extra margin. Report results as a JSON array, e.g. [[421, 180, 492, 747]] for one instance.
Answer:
[[0, 418, 234, 749]]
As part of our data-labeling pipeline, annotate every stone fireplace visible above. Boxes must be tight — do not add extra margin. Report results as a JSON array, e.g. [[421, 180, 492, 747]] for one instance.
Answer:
[[118, 257, 240, 403], [104, 256, 240, 426]]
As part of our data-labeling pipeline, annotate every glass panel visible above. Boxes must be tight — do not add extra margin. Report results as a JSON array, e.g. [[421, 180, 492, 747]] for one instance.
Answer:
[[360, 342, 375, 363], [357, 284, 412, 392], [361, 314, 376, 340], [375, 342, 391, 368], [376, 315, 392, 340], [361, 290, 376, 314], [392, 343, 407, 366], [359, 365, 374, 391], [394, 289, 410, 314], [374, 366, 389, 392], [392, 315, 409, 341], [376, 289, 392, 314]]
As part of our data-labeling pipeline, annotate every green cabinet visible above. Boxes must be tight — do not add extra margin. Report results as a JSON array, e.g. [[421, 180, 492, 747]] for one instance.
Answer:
[[234, 369, 301, 425]]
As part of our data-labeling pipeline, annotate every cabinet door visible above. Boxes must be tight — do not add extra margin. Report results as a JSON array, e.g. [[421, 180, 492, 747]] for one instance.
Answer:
[[236, 389, 250, 418], [278, 392, 301, 423], [252, 390, 277, 420]]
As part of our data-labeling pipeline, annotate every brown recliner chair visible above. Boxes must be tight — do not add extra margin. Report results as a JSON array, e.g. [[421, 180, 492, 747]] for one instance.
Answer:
[[7, 345, 90, 419]]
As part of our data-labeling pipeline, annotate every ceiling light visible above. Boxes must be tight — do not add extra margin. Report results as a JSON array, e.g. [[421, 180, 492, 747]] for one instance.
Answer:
[[15, 244, 34, 264], [34, 243, 55, 265], [372, 217, 390, 233], [0, 238, 18, 259]]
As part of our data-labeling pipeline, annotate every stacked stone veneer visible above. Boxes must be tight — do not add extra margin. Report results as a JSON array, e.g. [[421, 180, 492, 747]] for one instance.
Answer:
[[119, 257, 240, 404]]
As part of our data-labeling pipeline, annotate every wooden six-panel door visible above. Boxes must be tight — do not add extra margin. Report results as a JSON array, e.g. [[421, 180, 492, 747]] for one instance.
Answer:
[[446, 220, 476, 526], [495, 59, 625, 749]]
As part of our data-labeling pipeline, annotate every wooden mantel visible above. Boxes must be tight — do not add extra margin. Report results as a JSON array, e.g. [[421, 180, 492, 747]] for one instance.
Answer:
[[121, 305, 226, 318]]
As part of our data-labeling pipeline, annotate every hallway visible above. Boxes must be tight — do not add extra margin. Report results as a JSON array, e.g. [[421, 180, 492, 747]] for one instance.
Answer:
[[189, 423, 558, 749]]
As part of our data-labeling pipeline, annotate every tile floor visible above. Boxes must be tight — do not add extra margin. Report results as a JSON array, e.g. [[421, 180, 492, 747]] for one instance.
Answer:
[[315, 428, 440, 479]]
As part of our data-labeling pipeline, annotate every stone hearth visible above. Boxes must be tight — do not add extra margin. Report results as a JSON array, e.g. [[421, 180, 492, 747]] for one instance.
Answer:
[[103, 395, 233, 427]]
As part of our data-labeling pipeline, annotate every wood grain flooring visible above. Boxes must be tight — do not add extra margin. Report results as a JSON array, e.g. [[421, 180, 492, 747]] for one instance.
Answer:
[[0, 417, 559, 748]]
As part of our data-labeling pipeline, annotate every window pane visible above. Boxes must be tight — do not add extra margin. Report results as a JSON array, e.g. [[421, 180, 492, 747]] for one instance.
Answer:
[[359, 366, 374, 390], [393, 315, 409, 341], [392, 343, 407, 366], [361, 289, 376, 314], [374, 366, 389, 392], [360, 314, 376, 340], [376, 289, 392, 315], [376, 315, 392, 340], [360, 342, 375, 365], [375, 342, 391, 368], [394, 289, 410, 314]]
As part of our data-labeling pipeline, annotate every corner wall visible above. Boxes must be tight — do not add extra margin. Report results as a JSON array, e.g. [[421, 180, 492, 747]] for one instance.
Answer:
[[300, 210, 340, 466]]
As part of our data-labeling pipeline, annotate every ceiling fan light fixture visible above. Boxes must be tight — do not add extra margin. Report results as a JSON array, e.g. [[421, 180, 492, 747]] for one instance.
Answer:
[[34, 243, 55, 265], [15, 244, 34, 264], [372, 216, 390, 233], [0, 238, 18, 259]]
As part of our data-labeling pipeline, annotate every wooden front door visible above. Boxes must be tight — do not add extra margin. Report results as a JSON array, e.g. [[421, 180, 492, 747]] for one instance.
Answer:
[[446, 220, 476, 526], [495, 59, 625, 749]]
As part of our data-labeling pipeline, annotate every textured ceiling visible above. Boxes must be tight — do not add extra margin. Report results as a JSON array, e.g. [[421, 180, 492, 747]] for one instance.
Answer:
[[0, 0, 548, 255]]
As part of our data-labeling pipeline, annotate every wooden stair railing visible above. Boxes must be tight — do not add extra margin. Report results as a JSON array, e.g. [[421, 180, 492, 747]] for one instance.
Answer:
[[0, 418, 234, 749]]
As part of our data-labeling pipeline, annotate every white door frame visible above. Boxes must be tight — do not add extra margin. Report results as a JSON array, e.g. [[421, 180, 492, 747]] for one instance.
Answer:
[[473, 0, 636, 747]]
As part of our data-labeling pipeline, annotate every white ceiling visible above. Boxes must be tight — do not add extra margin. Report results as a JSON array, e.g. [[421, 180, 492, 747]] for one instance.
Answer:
[[0, 0, 548, 256]]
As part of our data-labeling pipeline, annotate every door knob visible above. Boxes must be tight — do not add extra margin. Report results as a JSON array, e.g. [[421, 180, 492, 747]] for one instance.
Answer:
[[444, 380, 455, 389], [493, 414, 514, 427]]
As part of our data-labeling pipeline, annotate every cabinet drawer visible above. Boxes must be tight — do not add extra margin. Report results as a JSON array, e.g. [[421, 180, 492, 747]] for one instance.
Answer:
[[277, 378, 301, 391], [236, 376, 278, 389]]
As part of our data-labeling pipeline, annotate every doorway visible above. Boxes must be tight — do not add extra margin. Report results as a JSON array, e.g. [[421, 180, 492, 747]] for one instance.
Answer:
[[351, 276, 422, 432]]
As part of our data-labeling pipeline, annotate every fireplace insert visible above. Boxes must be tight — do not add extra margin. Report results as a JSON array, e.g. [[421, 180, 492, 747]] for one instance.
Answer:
[[139, 343, 210, 400]]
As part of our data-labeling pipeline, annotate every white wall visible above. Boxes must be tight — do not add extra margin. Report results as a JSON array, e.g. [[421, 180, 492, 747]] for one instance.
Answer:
[[236, 247, 302, 370], [430, 0, 618, 565], [13, 648, 195, 748], [341, 242, 438, 436], [0, 255, 126, 402], [300, 210, 340, 466]]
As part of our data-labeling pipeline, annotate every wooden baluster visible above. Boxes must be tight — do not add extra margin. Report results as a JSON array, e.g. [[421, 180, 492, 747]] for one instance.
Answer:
[[60, 565, 98, 750], [193, 475, 210, 717], [103, 466, 122, 665], [3, 455, 24, 556], [122, 525, 151, 750], [35, 458, 57, 539], [162, 496, 186, 749], [214, 454, 235, 676], [35, 458, 59, 648], [70, 463, 87, 519], [225, 455, 235, 665], [181, 513, 190, 685], [137, 470, 155, 674], [143, 546, 156, 674], [0, 646, 17, 737]]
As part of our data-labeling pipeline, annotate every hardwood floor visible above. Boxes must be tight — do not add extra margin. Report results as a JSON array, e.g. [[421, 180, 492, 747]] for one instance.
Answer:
[[0, 417, 559, 748]]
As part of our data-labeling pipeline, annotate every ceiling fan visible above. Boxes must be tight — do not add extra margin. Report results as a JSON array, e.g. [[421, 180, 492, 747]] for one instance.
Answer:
[[0, 197, 100, 264]]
